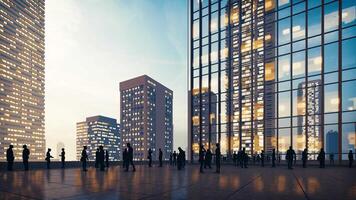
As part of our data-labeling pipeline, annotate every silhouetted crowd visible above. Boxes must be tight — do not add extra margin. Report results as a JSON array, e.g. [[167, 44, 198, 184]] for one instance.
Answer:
[[4, 143, 356, 172]]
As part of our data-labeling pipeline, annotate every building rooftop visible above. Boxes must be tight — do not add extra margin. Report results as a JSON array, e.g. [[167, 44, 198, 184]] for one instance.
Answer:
[[0, 165, 355, 199]]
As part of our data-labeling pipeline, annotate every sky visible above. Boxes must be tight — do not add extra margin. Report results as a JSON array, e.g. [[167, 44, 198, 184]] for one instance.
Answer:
[[45, 0, 188, 160]]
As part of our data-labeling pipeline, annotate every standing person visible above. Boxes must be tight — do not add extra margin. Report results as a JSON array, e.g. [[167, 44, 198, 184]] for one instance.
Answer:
[[122, 148, 128, 168], [173, 151, 177, 166], [60, 148, 65, 169], [95, 148, 99, 169], [330, 153, 334, 165], [286, 146, 295, 169], [81, 146, 88, 171], [242, 148, 248, 168], [6, 145, 14, 171], [98, 146, 105, 171], [215, 143, 221, 173], [23, 145, 30, 171], [147, 148, 153, 167], [182, 150, 186, 168], [260, 150, 265, 167], [105, 150, 109, 168], [271, 148, 276, 168], [233, 152, 237, 167], [237, 149, 242, 168], [348, 150, 354, 168], [318, 148, 325, 168], [125, 143, 136, 172], [199, 145, 206, 173], [159, 148, 163, 167], [177, 147, 184, 170], [169, 153, 173, 166], [302, 148, 308, 168], [45, 148, 54, 169], [205, 149, 212, 169]]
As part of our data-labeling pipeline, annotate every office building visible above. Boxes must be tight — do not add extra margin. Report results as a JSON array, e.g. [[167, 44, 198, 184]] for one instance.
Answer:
[[0, 0, 45, 160], [189, 0, 356, 160], [76, 116, 120, 161], [120, 75, 173, 161]]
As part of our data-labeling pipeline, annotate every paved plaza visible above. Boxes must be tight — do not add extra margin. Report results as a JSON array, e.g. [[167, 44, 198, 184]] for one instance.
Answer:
[[0, 165, 355, 200]]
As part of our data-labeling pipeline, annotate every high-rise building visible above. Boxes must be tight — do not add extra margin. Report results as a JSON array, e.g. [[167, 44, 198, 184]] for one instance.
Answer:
[[76, 116, 120, 161], [120, 75, 173, 161], [0, 0, 45, 161], [189, 0, 356, 160], [188, 88, 217, 160], [326, 130, 338, 154]]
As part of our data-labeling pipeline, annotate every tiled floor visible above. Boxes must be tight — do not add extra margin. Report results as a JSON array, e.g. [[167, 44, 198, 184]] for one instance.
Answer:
[[0, 165, 355, 200]]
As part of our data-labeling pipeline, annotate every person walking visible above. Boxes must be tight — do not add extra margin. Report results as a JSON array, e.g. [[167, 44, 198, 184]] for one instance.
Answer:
[[271, 148, 276, 168], [122, 148, 128, 168], [302, 148, 308, 168], [6, 145, 14, 171], [81, 146, 88, 171], [60, 148, 65, 169], [286, 146, 295, 169], [125, 143, 136, 172], [215, 143, 221, 173], [22, 145, 30, 171], [261, 150, 265, 167], [45, 148, 54, 169], [199, 145, 206, 173], [105, 150, 109, 168], [148, 148, 153, 167], [159, 148, 163, 167], [348, 150, 354, 168], [318, 148, 325, 168], [95, 148, 100, 169]]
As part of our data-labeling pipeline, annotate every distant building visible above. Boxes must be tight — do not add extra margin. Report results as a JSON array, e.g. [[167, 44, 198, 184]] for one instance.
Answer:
[[56, 142, 65, 159], [120, 75, 173, 161], [76, 116, 120, 161], [326, 130, 338, 154], [0, 0, 45, 161]]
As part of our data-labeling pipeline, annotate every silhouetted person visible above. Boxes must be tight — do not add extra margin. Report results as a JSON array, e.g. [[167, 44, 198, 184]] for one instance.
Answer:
[[271, 148, 276, 167], [6, 145, 14, 171], [318, 148, 325, 168], [238, 149, 243, 168], [125, 143, 136, 172], [122, 148, 127, 168], [45, 148, 54, 169], [169, 153, 173, 165], [22, 145, 30, 171], [177, 147, 184, 170], [95, 148, 100, 168], [329, 153, 334, 165], [293, 151, 297, 166], [302, 148, 308, 168], [159, 148, 163, 167], [348, 150, 354, 168], [215, 143, 221, 173], [204, 149, 212, 169], [199, 145, 206, 173], [98, 146, 105, 171], [261, 150, 265, 167], [148, 148, 153, 167], [233, 152, 237, 167], [60, 148, 65, 169], [105, 150, 109, 168], [81, 146, 88, 171], [242, 148, 248, 168], [286, 146, 295, 169], [173, 151, 177, 166], [182, 150, 186, 168]]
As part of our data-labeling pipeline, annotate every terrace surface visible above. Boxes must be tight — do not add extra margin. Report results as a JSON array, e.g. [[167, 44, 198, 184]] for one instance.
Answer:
[[0, 164, 355, 200]]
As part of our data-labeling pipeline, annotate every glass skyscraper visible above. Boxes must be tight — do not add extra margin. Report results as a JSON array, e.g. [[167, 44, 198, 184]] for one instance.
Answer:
[[189, 0, 356, 160], [0, 0, 45, 161]]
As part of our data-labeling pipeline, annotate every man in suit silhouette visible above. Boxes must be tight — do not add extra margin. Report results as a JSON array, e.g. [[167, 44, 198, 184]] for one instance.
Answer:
[[6, 145, 14, 171]]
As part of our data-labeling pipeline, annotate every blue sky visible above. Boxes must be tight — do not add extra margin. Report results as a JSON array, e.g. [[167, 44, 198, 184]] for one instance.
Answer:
[[45, 0, 188, 160]]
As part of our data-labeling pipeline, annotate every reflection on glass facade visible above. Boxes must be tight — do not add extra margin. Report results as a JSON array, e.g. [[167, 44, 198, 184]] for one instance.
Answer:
[[0, 0, 45, 161], [120, 75, 173, 161], [76, 116, 120, 161], [189, 0, 356, 160]]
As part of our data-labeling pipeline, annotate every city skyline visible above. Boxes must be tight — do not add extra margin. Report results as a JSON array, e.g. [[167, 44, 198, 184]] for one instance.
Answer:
[[45, 0, 188, 160]]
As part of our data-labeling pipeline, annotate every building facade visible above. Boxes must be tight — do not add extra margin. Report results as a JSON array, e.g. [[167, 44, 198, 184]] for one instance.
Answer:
[[0, 0, 46, 160], [76, 116, 120, 161], [189, 0, 356, 160], [120, 75, 173, 161]]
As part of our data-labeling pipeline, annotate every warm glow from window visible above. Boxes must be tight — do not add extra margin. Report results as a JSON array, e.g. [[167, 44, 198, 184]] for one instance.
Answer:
[[265, 62, 275, 81]]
